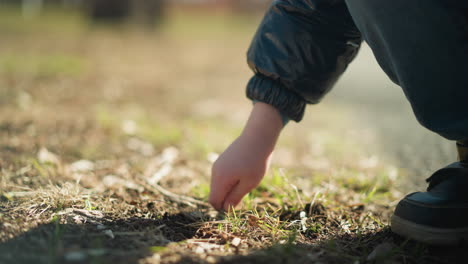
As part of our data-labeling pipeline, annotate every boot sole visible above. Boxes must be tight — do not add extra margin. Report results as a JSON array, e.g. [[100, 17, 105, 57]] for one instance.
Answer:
[[391, 214, 468, 245]]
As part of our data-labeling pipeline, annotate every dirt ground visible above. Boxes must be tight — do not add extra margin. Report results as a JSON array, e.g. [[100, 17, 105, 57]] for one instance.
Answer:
[[0, 7, 466, 264]]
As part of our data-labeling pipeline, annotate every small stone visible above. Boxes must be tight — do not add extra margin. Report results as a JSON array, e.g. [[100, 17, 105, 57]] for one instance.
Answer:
[[195, 246, 204, 254], [231, 237, 241, 247], [151, 254, 161, 261], [206, 256, 216, 263], [64, 251, 87, 262], [367, 242, 395, 261], [121, 120, 138, 135], [96, 224, 107, 230], [38, 147, 59, 165], [299, 211, 307, 218], [103, 229, 114, 239]]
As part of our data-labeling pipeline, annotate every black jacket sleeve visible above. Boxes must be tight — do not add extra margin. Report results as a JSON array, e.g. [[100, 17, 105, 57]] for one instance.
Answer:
[[246, 0, 362, 122]]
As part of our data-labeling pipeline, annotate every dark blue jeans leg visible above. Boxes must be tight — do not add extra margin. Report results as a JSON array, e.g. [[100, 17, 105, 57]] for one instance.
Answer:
[[344, 0, 468, 141]]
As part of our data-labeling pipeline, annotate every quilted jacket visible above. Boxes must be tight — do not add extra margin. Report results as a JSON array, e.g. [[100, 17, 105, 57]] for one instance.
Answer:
[[246, 0, 362, 122]]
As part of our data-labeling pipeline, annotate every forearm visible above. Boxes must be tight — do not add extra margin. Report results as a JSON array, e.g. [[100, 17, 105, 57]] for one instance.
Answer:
[[240, 102, 284, 156]]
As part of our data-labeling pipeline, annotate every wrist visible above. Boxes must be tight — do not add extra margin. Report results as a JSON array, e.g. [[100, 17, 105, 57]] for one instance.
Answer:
[[240, 102, 283, 154], [246, 102, 283, 130], [252, 100, 290, 126]]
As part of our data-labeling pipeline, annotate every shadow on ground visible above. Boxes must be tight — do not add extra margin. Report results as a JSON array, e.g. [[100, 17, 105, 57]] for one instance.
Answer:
[[0, 210, 201, 264], [221, 229, 468, 264], [2, 210, 468, 264]]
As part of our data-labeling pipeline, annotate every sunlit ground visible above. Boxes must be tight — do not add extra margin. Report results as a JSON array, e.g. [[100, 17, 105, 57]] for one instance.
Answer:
[[0, 6, 460, 264]]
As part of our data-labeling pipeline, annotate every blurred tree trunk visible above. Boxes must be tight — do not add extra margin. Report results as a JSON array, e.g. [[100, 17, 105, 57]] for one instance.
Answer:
[[87, 0, 165, 27], [132, 0, 165, 28], [88, 0, 130, 22]]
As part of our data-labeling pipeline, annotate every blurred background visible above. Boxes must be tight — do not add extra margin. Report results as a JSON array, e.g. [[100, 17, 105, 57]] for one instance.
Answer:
[[0, 0, 455, 194]]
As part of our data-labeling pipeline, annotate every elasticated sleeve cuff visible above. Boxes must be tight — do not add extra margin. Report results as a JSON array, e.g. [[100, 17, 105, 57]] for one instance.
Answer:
[[246, 75, 306, 122]]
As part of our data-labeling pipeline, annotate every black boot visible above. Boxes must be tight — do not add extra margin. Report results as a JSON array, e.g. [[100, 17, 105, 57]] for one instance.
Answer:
[[391, 141, 468, 245]]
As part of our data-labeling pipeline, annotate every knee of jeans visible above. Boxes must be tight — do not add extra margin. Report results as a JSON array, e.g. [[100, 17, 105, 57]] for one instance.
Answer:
[[414, 108, 443, 131], [413, 108, 467, 141]]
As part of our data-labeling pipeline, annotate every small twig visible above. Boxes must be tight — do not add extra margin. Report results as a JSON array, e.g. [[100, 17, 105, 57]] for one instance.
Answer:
[[137, 179, 210, 208], [203, 220, 230, 225], [63, 231, 145, 238], [4, 185, 33, 191], [137, 147, 210, 208], [290, 183, 304, 209], [112, 231, 146, 236], [145, 147, 179, 185], [36, 204, 51, 218], [4, 191, 36, 197], [187, 238, 218, 242], [308, 191, 321, 216]]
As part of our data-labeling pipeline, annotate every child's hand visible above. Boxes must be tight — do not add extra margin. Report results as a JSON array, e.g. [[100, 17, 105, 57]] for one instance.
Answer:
[[208, 102, 284, 211], [209, 135, 271, 211]]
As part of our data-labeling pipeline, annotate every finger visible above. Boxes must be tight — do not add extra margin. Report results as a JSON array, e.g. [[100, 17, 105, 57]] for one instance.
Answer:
[[209, 173, 238, 211], [222, 182, 252, 212]]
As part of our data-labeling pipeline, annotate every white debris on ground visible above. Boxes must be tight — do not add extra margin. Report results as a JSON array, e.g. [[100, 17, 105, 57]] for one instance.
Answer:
[[206, 152, 219, 164], [121, 119, 138, 135], [37, 147, 60, 165], [146, 147, 179, 185], [102, 175, 144, 192], [70, 160, 95, 173], [127, 137, 155, 156]]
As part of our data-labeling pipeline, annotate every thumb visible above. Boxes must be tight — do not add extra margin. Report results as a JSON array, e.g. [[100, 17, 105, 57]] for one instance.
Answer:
[[222, 182, 253, 211]]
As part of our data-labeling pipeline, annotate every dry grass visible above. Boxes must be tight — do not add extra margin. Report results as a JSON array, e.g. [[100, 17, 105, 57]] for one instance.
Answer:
[[0, 6, 465, 264]]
